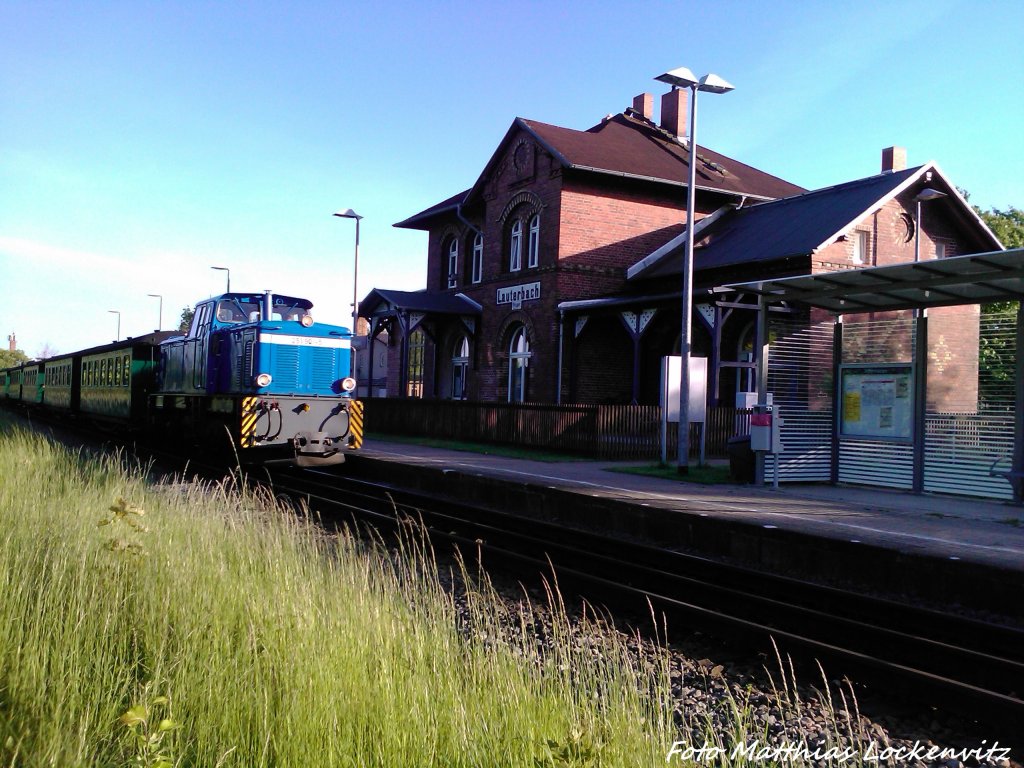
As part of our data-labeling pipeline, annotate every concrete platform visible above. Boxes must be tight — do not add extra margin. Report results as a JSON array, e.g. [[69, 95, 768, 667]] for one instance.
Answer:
[[344, 439, 1024, 618]]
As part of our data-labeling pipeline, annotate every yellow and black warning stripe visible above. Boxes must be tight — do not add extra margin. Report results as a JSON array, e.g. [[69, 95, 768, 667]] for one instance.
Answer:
[[349, 399, 363, 449], [240, 396, 258, 448]]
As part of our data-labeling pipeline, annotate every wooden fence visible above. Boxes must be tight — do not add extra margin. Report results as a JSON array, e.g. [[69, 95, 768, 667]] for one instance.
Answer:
[[362, 398, 750, 460]]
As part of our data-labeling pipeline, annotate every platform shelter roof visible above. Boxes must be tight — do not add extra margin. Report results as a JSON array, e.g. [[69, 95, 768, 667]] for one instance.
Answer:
[[359, 288, 481, 318], [724, 247, 1024, 313]]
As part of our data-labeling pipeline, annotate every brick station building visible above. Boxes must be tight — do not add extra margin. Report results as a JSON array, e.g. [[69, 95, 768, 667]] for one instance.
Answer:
[[359, 90, 1001, 407]]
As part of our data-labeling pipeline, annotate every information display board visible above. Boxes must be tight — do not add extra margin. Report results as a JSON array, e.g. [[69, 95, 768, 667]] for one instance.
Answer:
[[839, 364, 913, 441], [660, 356, 707, 423]]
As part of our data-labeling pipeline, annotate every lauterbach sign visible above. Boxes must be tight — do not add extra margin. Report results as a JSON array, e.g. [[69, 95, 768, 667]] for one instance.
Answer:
[[496, 282, 540, 310]]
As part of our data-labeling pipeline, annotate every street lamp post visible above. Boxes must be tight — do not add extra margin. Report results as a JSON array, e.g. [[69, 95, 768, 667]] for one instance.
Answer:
[[910, 186, 948, 494], [333, 208, 363, 374], [913, 188, 948, 263], [108, 310, 121, 342], [655, 67, 734, 473], [147, 293, 163, 331], [211, 266, 231, 293]]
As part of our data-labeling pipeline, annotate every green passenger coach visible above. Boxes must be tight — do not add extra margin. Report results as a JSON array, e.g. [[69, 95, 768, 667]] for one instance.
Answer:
[[78, 334, 172, 425]]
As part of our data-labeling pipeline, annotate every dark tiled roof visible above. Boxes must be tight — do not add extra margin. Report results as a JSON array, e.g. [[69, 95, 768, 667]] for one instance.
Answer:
[[394, 189, 470, 230], [633, 167, 925, 280], [396, 111, 806, 230], [521, 113, 805, 201], [360, 288, 481, 316]]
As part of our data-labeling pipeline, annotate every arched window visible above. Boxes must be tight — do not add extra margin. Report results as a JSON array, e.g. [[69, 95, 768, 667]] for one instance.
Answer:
[[509, 219, 522, 272], [527, 213, 540, 268], [471, 232, 484, 284], [446, 238, 459, 288], [406, 329, 425, 398], [451, 335, 470, 400], [736, 321, 755, 395], [508, 325, 531, 402]]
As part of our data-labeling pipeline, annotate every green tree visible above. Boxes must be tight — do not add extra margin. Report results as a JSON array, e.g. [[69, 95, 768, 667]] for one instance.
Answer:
[[178, 306, 194, 333], [979, 206, 1024, 249], [0, 348, 29, 368], [969, 202, 1023, 407]]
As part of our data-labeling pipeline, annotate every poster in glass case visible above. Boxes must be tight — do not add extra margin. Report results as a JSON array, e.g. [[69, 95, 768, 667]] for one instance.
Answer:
[[840, 364, 913, 441]]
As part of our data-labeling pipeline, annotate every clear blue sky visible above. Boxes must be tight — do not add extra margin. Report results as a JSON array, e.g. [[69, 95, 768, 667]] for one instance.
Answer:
[[2, 0, 1022, 357]]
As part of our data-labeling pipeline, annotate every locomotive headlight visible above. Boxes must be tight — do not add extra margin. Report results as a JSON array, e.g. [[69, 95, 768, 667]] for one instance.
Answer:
[[300, 314, 314, 328], [341, 377, 357, 392], [255, 372, 273, 388]]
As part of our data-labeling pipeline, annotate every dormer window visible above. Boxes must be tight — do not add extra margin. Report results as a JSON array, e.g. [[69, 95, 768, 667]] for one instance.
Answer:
[[527, 214, 540, 268], [447, 238, 459, 288]]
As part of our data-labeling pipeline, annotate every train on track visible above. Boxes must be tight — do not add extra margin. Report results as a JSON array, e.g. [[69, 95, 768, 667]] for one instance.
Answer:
[[1, 290, 363, 466]]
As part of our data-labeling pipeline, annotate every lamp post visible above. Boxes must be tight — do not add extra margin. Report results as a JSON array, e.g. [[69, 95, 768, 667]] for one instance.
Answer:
[[333, 208, 363, 374], [147, 293, 163, 331], [211, 266, 231, 293], [910, 186, 948, 494], [655, 66, 734, 473], [108, 310, 121, 342], [913, 188, 948, 263]]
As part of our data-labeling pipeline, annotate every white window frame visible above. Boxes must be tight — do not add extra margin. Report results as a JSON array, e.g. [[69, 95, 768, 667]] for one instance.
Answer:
[[509, 219, 522, 272], [852, 230, 869, 265], [451, 335, 470, 400], [508, 326, 530, 402], [406, 329, 425, 398], [527, 213, 540, 268], [935, 241, 946, 260], [472, 233, 483, 284], [447, 239, 458, 288]]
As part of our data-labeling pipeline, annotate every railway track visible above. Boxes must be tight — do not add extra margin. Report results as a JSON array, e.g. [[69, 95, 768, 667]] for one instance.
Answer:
[[270, 466, 1024, 739], [8, 406, 1018, 741]]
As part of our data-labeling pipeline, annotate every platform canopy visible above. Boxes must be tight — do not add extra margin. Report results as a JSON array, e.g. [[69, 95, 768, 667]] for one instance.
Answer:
[[724, 247, 1024, 312]]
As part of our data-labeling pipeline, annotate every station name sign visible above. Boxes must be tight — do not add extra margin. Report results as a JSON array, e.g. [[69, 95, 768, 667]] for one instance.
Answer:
[[496, 281, 540, 310]]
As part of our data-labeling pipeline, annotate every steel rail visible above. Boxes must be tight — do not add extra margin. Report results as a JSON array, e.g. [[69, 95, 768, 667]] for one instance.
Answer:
[[269, 468, 1024, 735]]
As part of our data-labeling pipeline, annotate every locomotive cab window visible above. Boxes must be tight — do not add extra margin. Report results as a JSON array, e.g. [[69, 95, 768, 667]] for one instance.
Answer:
[[216, 299, 257, 324], [189, 303, 213, 337], [273, 298, 310, 322]]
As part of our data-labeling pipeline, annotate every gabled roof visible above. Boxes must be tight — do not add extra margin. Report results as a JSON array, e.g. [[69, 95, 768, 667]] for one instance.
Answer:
[[359, 288, 481, 317], [395, 110, 806, 230], [629, 163, 1004, 281], [516, 112, 804, 201]]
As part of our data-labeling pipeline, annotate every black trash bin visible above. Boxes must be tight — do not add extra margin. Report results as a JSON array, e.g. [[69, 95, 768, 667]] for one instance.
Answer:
[[727, 435, 754, 483]]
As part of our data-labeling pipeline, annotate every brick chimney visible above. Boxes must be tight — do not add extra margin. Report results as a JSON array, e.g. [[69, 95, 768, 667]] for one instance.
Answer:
[[631, 92, 653, 120], [660, 88, 687, 139], [7, 333, 14, 352], [882, 146, 907, 172]]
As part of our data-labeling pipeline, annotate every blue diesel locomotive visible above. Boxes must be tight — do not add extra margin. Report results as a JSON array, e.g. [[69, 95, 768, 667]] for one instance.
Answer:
[[152, 290, 362, 465], [1, 290, 362, 467]]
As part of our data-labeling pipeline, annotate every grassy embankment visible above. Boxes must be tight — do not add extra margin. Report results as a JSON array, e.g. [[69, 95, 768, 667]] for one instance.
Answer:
[[0, 416, 687, 766], [0, 415, 877, 766]]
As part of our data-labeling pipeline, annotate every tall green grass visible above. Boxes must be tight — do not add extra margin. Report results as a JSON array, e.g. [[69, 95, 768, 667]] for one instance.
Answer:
[[0, 417, 682, 766]]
